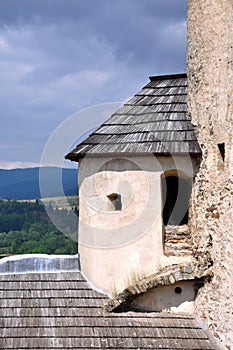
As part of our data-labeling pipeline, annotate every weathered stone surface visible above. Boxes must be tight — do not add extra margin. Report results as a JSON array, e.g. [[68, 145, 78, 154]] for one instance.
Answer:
[[188, 1, 233, 348], [164, 225, 193, 256], [104, 263, 199, 312]]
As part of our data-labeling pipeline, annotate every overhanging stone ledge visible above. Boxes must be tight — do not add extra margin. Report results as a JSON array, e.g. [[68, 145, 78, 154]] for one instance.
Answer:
[[104, 263, 213, 312]]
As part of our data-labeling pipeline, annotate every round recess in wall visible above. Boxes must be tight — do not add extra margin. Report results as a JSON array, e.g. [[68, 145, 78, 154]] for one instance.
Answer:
[[174, 286, 182, 294]]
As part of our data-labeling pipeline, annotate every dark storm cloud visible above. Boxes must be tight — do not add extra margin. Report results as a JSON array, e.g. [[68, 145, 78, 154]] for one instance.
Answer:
[[0, 0, 187, 166], [0, 0, 185, 24], [1, 0, 186, 67]]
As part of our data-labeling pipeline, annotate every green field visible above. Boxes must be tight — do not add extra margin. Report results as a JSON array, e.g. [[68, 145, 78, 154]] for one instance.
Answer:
[[20, 195, 79, 210]]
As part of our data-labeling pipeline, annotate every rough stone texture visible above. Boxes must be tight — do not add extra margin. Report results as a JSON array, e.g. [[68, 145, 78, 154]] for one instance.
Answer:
[[164, 225, 193, 256], [187, 1, 233, 349], [104, 263, 204, 312]]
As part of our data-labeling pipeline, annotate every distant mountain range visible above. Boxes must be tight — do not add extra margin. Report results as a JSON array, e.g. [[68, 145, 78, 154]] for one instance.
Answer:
[[0, 167, 78, 200]]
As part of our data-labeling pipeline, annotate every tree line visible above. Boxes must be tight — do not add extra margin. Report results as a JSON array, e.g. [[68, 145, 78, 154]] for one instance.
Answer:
[[0, 199, 78, 256]]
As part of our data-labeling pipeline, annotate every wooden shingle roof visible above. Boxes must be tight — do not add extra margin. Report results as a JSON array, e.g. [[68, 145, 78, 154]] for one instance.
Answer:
[[0, 271, 217, 349], [66, 73, 201, 161]]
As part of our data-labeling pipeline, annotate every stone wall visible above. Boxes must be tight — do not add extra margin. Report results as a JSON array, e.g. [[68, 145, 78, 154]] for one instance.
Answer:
[[105, 263, 197, 312], [164, 225, 192, 257], [187, 1, 233, 348]]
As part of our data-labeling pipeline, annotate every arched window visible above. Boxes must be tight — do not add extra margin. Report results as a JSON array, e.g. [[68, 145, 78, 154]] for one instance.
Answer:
[[161, 173, 192, 226]]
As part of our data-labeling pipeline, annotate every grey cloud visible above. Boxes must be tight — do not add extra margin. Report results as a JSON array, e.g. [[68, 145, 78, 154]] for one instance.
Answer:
[[0, 0, 185, 24], [0, 0, 187, 164], [0, 0, 186, 68]]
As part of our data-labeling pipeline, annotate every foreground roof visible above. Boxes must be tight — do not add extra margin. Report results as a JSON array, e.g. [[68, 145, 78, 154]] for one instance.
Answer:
[[66, 73, 201, 161], [1, 271, 217, 349]]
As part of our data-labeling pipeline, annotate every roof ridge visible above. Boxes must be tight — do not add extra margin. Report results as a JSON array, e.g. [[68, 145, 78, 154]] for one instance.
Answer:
[[149, 73, 187, 81]]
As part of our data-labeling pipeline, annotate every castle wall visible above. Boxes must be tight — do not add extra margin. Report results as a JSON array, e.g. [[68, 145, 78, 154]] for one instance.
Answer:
[[78, 155, 196, 293], [187, 1, 233, 348]]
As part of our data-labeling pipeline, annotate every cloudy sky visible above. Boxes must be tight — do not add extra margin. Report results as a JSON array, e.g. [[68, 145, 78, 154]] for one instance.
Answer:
[[0, 0, 187, 169]]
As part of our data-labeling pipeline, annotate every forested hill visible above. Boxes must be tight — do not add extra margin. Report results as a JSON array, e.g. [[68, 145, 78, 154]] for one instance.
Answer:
[[0, 199, 78, 255], [0, 167, 78, 200]]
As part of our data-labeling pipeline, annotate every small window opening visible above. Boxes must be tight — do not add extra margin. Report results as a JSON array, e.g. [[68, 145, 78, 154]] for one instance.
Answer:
[[217, 143, 225, 162], [162, 175, 192, 226], [174, 286, 182, 294], [107, 193, 122, 211]]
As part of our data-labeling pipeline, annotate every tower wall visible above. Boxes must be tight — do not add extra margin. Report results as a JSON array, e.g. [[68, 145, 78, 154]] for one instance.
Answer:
[[187, 1, 233, 348], [78, 155, 195, 294]]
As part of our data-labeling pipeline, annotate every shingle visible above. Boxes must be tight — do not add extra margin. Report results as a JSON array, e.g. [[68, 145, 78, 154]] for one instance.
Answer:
[[105, 112, 190, 125], [85, 121, 195, 136], [65, 73, 201, 160], [1, 271, 216, 350], [83, 131, 197, 145], [137, 86, 188, 96], [128, 94, 187, 105], [146, 77, 187, 88], [72, 141, 201, 155]]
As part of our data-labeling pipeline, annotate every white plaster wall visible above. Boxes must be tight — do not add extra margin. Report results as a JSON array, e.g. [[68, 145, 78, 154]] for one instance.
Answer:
[[130, 280, 195, 313], [78, 155, 197, 293]]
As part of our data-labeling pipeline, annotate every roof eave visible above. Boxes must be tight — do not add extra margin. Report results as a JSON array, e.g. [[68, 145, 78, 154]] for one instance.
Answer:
[[65, 150, 202, 162]]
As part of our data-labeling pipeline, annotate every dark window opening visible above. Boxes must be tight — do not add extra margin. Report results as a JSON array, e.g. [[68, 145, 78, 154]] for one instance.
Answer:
[[107, 193, 122, 211], [162, 175, 192, 226], [217, 143, 225, 162]]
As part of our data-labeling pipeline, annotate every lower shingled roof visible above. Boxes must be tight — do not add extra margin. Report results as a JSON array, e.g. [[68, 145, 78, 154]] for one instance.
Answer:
[[0, 271, 217, 349]]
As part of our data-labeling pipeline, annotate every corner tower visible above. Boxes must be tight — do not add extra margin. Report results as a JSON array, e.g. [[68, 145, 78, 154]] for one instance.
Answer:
[[66, 74, 201, 295]]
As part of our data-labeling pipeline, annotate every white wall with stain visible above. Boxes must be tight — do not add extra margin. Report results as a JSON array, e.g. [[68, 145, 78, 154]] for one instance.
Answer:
[[78, 155, 197, 293]]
